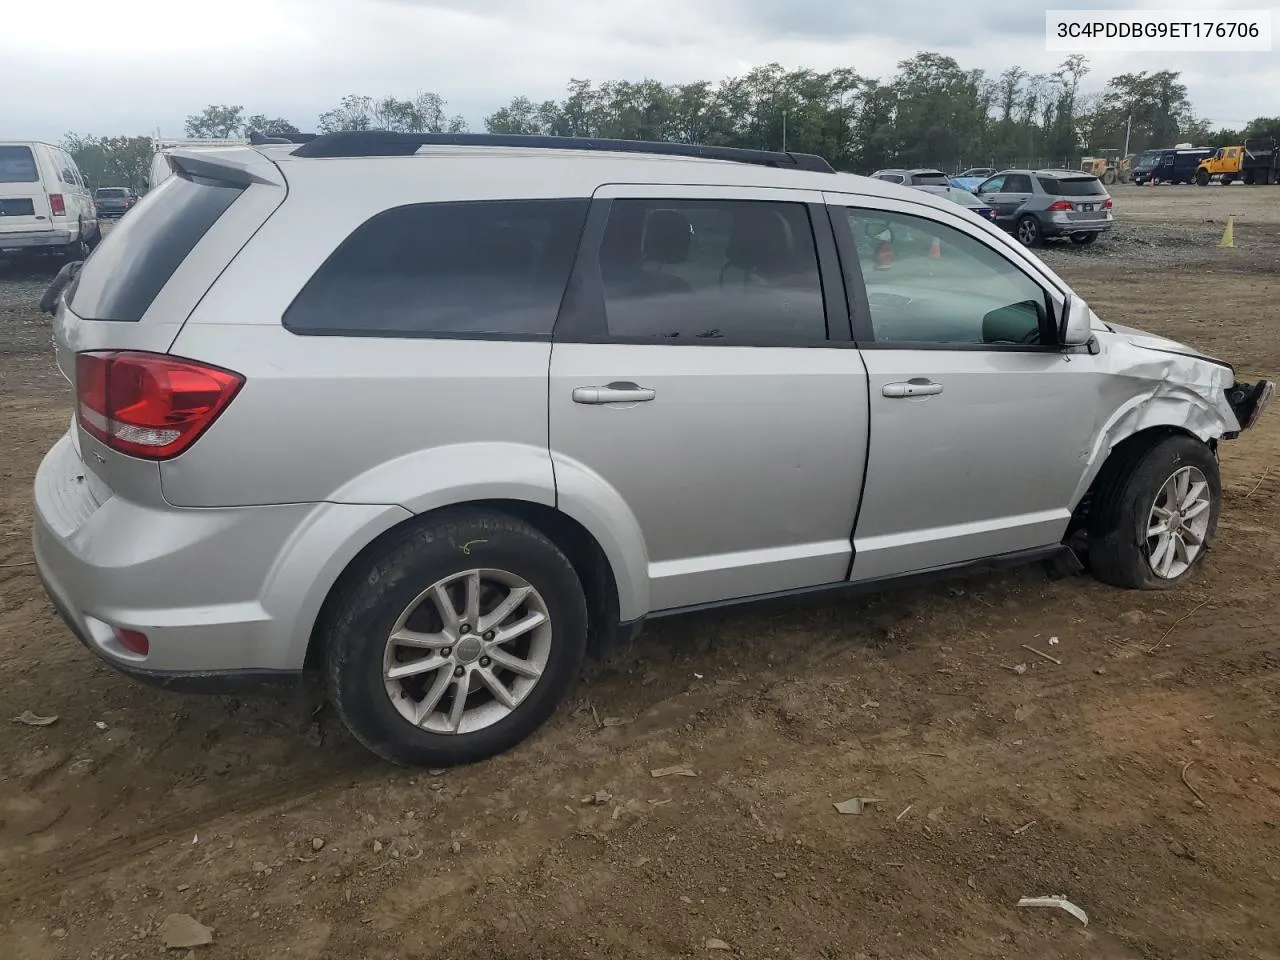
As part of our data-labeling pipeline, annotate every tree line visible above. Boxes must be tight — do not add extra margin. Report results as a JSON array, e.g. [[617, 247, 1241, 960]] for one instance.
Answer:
[[63, 54, 1280, 190]]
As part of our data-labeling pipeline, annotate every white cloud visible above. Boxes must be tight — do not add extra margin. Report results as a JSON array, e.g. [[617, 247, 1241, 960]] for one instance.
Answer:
[[1, 0, 1276, 141]]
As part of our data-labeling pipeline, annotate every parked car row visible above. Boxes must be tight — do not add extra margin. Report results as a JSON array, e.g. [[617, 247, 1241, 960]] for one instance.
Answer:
[[873, 164, 1114, 248]]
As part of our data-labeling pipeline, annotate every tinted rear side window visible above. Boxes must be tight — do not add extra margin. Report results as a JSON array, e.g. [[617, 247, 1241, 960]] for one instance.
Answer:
[[285, 199, 589, 338], [71, 174, 244, 322], [0, 146, 39, 183], [1037, 177, 1105, 197]]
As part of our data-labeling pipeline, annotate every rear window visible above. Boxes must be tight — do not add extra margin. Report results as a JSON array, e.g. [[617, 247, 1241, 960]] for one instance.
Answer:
[[1037, 176, 1106, 197], [70, 174, 244, 323], [912, 173, 950, 186], [0, 146, 38, 183], [284, 199, 590, 338], [96, 188, 127, 198]]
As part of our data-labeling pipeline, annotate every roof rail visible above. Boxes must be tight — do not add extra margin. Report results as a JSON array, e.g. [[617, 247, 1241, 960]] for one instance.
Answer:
[[284, 131, 836, 173], [247, 131, 319, 146]]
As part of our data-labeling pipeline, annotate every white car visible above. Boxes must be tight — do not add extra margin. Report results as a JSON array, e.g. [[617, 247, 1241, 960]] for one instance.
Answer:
[[0, 141, 98, 259]]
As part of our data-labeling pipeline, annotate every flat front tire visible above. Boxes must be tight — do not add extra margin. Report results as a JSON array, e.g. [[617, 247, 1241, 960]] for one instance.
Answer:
[[1088, 435, 1221, 590], [323, 509, 589, 767]]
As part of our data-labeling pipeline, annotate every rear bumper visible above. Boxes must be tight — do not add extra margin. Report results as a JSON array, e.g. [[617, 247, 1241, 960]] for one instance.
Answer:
[[32, 431, 405, 686], [0, 226, 76, 250], [1042, 212, 1113, 236]]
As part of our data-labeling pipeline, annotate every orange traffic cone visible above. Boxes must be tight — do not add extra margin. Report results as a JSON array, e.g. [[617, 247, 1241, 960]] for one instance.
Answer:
[[874, 240, 894, 269], [929, 237, 942, 259]]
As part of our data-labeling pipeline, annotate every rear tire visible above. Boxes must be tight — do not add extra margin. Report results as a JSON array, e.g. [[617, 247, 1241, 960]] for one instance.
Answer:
[[1070, 232, 1098, 246], [1015, 215, 1042, 248], [323, 509, 589, 767], [1088, 435, 1220, 590]]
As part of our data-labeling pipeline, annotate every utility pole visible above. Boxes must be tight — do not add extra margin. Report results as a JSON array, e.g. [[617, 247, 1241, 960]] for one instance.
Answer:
[[1123, 114, 1132, 157], [782, 109, 787, 153]]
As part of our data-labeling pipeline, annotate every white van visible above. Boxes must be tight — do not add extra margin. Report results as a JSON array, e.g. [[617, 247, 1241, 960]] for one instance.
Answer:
[[0, 141, 98, 259]]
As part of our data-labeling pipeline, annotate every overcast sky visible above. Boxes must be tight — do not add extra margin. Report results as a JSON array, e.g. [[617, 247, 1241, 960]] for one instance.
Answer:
[[2, 0, 1276, 143]]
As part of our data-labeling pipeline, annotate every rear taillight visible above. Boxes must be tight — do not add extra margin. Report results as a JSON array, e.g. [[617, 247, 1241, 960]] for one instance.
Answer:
[[1103, 199, 1113, 209], [49, 193, 66, 216], [75, 351, 244, 460], [1046, 200, 1073, 212]]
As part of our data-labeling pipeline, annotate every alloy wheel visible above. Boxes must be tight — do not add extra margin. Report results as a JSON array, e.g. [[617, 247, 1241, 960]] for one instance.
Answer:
[[1144, 466, 1212, 579], [382, 568, 552, 735]]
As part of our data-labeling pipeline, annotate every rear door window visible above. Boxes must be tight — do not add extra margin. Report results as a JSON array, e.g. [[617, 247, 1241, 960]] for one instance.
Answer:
[[0, 146, 39, 183], [1003, 174, 1033, 193], [70, 174, 245, 322], [284, 199, 590, 338]]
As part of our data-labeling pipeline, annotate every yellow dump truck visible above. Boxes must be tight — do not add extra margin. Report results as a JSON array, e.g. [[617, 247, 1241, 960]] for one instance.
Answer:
[[1196, 146, 1245, 185], [1197, 139, 1280, 185]]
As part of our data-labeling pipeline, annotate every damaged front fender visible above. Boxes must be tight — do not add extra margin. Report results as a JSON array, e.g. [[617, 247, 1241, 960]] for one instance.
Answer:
[[1069, 327, 1242, 507]]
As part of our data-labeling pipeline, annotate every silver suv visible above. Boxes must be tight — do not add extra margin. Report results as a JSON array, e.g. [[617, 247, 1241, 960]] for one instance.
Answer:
[[33, 133, 1274, 767], [975, 169, 1114, 246]]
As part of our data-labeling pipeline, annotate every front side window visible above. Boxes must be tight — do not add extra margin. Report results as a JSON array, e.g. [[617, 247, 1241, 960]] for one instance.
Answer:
[[594, 198, 827, 344], [978, 175, 1005, 194], [285, 199, 590, 338], [844, 208, 1050, 346]]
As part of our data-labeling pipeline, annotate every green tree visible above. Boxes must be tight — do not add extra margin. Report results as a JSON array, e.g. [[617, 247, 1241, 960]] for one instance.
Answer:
[[184, 104, 245, 139], [318, 93, 466, 134], [62, 134, 155, 191], [242, 115, 300, 137]]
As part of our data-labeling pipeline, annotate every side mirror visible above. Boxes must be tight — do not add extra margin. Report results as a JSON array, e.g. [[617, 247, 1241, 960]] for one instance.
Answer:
[[1059, 293, 1093, 346]]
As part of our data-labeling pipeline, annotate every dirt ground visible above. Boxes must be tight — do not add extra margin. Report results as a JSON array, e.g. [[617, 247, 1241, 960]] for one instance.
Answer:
[[1, 185, 1278, 960]]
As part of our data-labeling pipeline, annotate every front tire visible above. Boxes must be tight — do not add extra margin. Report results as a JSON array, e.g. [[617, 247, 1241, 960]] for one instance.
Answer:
[[1088, 435, 1221, 590], [1015, 215, 1042, 247], [323, 509, 589, 767]]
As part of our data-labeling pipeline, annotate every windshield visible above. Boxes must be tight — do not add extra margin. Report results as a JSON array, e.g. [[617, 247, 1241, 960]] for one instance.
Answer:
[[1136, 151, 1163, 169], [0, 145, 38, 183]]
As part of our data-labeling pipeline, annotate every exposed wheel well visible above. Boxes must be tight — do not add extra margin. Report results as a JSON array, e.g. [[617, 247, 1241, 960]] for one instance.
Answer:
[[1066, 425, 1209, 540], [304, 499, 621, 671]]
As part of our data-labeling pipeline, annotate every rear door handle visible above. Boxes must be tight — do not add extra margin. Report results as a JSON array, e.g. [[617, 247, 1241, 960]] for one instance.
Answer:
[[572, 382, 656, 404], [882, 379, 943, 398]]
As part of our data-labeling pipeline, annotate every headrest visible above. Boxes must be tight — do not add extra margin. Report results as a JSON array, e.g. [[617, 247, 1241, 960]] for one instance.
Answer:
[[725, 206, 793, 275], [642, 209, 692, 265]]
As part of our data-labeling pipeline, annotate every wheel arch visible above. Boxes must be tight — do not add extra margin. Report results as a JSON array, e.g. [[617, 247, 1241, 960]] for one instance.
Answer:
[[303, 499, 626, 671], [1066, 424, 1208, 538]]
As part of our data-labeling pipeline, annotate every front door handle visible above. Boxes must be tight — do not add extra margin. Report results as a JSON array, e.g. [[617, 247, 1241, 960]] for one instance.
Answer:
[[882, 379, 943, 398], [572, 382, 656, 405]]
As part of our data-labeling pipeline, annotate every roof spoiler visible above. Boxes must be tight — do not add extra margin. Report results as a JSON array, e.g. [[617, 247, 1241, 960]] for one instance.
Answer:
[[167, 148, 284, 188]]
